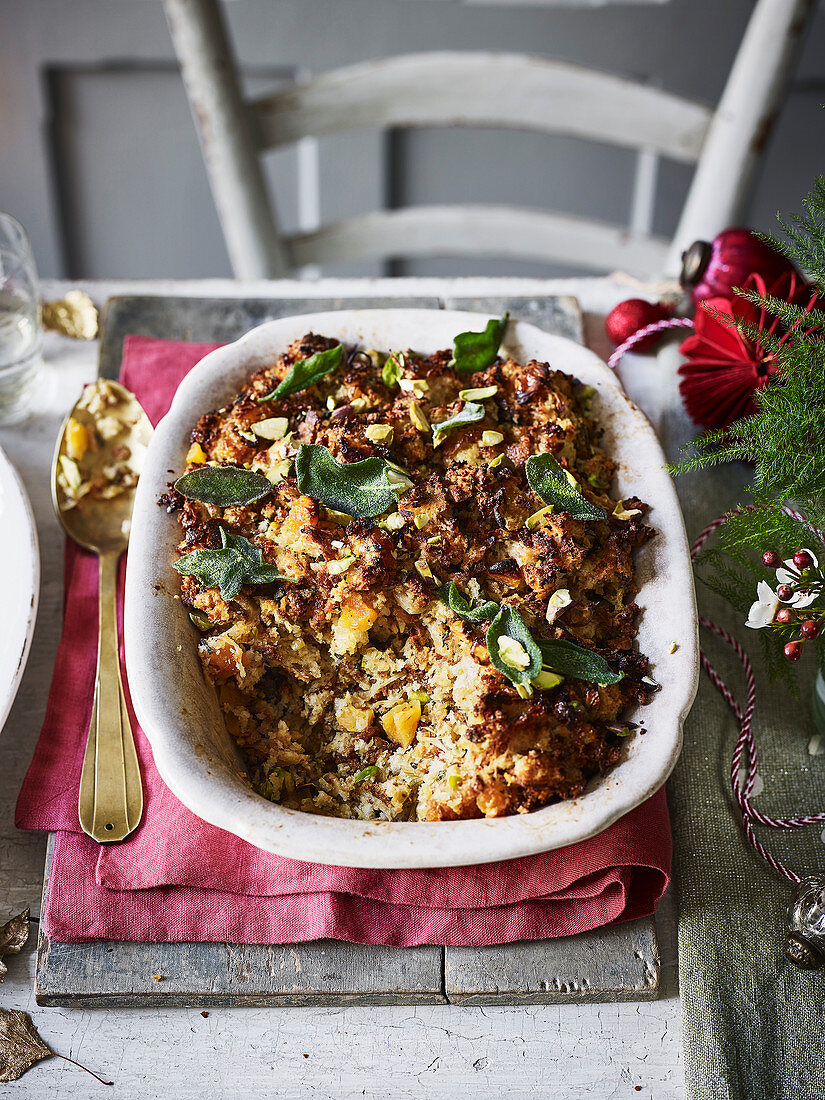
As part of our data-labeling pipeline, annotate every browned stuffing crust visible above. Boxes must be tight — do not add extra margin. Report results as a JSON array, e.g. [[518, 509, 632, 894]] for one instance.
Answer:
[[165, 332, 654, 822]]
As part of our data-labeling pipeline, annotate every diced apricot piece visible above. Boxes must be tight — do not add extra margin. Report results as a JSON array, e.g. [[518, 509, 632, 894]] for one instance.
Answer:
[[381, 699, 421, 748], [187, 442, 207, 464], [202, 638, 244, 681], [66, 418, 90, 462], [339, 593, 378, 635]]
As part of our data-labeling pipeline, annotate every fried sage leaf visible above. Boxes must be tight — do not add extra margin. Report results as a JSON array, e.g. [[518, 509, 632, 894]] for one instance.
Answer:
[[432, 402, 485, 448], [440, 582, 498, 623], [259, 342, 343, 401], [295, 443, 411, 519], [174, 527, 290, 601], [0, 908, 29, 980], [486, 604, 542, 686], [174, 465, 273, 507], [538, 638, 623, 684], [450, 313, 509, 374], [526, 453, 607, 522]]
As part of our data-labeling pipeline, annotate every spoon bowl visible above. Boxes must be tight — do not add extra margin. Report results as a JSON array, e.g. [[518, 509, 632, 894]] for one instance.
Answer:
[[52, 380, 153, 552]]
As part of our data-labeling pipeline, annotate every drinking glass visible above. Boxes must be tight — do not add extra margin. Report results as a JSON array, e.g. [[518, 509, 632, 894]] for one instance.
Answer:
[[0, 214, 43, 424]]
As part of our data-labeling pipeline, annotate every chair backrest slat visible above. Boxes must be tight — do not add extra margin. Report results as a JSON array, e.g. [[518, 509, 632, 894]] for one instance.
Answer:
[[252, 52, 711, 165], [288, 205, 669, 277], [164, 0, 817, 279]]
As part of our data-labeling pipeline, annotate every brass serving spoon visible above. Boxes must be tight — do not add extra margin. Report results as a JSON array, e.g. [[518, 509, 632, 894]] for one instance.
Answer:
[[51, 380, 153, 843]]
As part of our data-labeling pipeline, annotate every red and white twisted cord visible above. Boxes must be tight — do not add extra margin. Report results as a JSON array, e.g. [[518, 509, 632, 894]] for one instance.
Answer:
[[691, 512, 825, 882], [607, 316, 694, 371]]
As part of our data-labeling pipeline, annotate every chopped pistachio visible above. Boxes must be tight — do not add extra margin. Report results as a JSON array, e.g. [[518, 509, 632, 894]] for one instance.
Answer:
[[188, 610, 212, 632], [252, 416, 289, 440], [399, 378, 429, 398], [366, 423, 394, 444], [668, 641, 678, 654], [413, 514, 429, 530], [384, 512, 406, 531], [497, 636, 531, 671], [409, 690, 430, 703], [350, 397, 367, 413], [459, 384, 498, 401], [447, 774, 460, 791], [587, 472, 607, 490], [237, 428, 258, 443], [488, 453, 507, 469], [515, 682, 534, 699], [324, 507, 353, 525], [326, 395, 337, 411], [613, 501, 642, 521], [414, 558, 434, 580], [385, 463, 414, 495], [526, 503, 554, 530], [409, 401, 431, 433], [426, 535, 441, 545], [548, 589, 572, 609], [327, 554, 356, 575], [481, 430, 504, 447], [265, 458, 293, 485], [533, 669, 564, 690]]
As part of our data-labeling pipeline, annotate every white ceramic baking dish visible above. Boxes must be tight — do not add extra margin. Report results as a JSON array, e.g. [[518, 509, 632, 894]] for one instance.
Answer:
[[124, 309, 698, 868]]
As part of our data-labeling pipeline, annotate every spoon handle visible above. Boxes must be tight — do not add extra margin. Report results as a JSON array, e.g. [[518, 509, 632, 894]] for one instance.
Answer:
[[77, 550, 143, 843]]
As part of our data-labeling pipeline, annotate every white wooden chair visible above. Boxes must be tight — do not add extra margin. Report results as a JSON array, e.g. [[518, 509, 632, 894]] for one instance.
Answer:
[[163, 0, 815, 279]]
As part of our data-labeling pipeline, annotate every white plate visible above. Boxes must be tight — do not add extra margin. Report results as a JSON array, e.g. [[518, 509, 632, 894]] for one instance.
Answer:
[[125, 310, 699, 868], [0, 445, 39, 734]]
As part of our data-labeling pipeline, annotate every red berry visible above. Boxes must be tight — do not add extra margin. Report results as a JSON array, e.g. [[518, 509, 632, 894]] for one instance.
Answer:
[[775, 608, 793, 623], [605, 299, 672, 352], [801, 620, 820, 639], [762, 550, 780, 567], [794, 550, 814, 570], [777, 584, 793, 601], [784, 641, 803, 661]]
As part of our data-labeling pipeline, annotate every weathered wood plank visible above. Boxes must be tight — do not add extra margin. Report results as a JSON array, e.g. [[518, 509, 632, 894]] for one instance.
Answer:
[[97, 293, 443, 379], [445, 920, 660, 1005]]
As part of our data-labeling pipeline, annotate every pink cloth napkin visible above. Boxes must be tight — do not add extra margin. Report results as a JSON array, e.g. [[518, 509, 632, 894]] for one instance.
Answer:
[[17, 334, 671, 946]]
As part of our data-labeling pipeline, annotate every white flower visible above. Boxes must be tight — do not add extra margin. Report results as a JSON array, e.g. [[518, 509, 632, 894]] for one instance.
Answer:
[[746, 581, 780, 629], [790, 589, 817, 608]]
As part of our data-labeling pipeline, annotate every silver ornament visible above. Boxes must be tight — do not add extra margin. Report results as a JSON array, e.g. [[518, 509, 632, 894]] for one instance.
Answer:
[[785, 875, 825, 969]]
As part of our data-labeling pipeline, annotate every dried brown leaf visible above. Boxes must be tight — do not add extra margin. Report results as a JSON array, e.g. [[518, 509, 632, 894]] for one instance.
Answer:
[[0, 1007, 113, 1086], [0, 908, 30, 980], [0, 1009, 51, 1083]]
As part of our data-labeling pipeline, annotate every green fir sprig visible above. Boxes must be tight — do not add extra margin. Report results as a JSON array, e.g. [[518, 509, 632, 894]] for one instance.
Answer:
[[673, 176, 825, 677]]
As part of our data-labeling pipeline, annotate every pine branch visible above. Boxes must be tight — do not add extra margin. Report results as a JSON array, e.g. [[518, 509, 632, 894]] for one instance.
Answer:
[[775, 175, 825, 284]]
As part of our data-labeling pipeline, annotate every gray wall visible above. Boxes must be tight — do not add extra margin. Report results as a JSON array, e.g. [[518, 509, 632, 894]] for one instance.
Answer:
[[2, 0, 824, 280]]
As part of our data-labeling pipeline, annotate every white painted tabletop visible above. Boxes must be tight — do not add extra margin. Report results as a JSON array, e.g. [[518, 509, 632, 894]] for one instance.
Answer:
[[0, 277, 682, 1099]]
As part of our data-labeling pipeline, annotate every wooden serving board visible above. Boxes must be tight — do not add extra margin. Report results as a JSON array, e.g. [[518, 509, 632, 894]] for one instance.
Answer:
[[36, 290, 660, 1008]]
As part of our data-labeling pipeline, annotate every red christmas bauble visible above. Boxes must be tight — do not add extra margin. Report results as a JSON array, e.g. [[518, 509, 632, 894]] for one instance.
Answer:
[[680, 227, 797, 306], [605, 299, 672, 352]]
